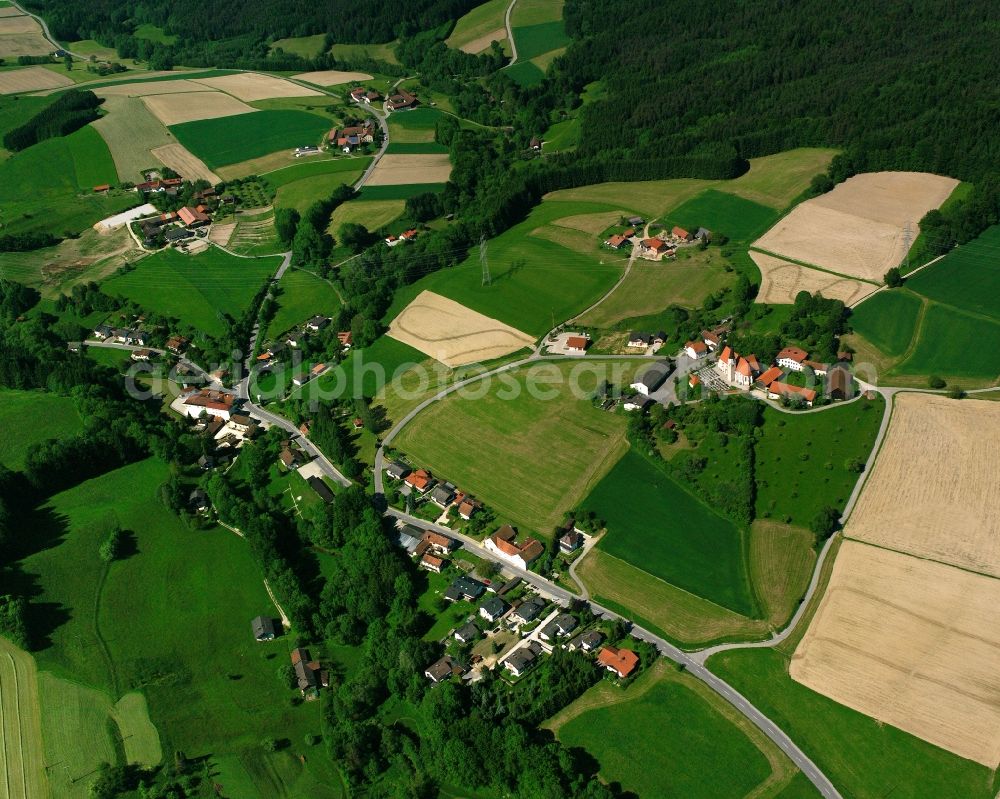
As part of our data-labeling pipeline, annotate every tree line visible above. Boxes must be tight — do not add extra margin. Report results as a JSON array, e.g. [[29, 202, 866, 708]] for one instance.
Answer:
[[2, 89, 102, 152]]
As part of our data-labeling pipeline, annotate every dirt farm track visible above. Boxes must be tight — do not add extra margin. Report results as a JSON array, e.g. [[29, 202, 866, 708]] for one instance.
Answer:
[[0, 639, 48, 799]]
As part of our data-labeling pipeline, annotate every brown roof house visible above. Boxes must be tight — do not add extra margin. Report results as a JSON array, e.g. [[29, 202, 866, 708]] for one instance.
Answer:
[[291, 647, 329, 696]]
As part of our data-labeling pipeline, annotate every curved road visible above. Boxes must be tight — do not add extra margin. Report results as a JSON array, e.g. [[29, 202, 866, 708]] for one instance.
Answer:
[[7, 0, 89, 60], [503, 0, 520, 66]]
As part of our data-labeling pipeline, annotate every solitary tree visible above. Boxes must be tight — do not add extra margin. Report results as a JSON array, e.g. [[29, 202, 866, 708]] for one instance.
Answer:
[[884, 266, 903, 287]]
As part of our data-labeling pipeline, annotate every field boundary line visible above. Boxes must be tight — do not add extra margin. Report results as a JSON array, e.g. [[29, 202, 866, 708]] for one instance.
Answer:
[[748, 247, 881, 285]]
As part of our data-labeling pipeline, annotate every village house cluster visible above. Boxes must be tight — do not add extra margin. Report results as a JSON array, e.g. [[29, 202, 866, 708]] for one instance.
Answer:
[[603, 215, 711, 262], [683, 328, 857, 408]]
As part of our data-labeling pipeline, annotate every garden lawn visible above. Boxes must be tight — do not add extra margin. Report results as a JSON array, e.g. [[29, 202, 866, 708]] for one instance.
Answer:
[[170, 110, 331, 168], [17, 458, 328, 766], [384, 200, 628, 336], [849, 289, 921, 357], [0, 389, 82, 470], [754, 394, 884, 529], [0, 129, 136, 236], [586, 449, 756, 616], [552, 664, 774, 799], [102, 247, 279, 337], [394, 362, 638, 535], [709, 648, 999, 799], [666, 188, 779, 242], [269, 268, 342, 336]]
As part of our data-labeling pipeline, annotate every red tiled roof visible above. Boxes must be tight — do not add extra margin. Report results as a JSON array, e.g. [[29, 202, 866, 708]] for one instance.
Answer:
[[672, 226, 690, 238], [405, 469, 431, 490], [736, 357, 752, 377], [178, 206, 209, 225], [689, 374, 701, 386], [421, 553, 445, 569], [686, 340, 707, 354], [183, 389, 234, 412], [597, 646, 639, 678], [769, 381, 817, 403], [756, 366, 783, 387], [719, 345, 733, 362], [777, 346, 808, 363], [566, 336, 588, 349]]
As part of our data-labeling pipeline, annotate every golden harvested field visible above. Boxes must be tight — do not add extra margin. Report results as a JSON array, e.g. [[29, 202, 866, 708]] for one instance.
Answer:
[[0, 638, 50, 799], [552, 210, 626, 235], [365, 153, 452, 185], [328, 198, 405, 233], [142, 91, 257, 125], [0, 14, 42, 33], [751, 251, 877, 305], [0, 34, 50, 58], [387, 290, 535, 366], [150, 142, 220, 183], [0, 7, 27, 16], [791, 540, 1000, 768], [460, 27, 507, 53], [0, 65, 73, 94], [753, 171, 959, 282], [192, 73, 321, 100], [846, 393, 1000, 577], [95, 79, 209, 97], [291, 70, 374, 86]]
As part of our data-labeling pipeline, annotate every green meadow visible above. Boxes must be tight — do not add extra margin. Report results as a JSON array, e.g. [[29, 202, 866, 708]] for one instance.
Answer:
[[849, 289, 922, 357], [667, 188, 779, 242], [264, 156, 372, 188], [359, 182, 446, 200], [849, 226, 1000, 384], [552, 665, 775, 798], [709, 648, 999, 799], [0, 126, 134, 236], [586, 449, 756, 616], [268, 267, 342, 336], [384, 199, 629, 336], [102, 247, 279, 337], [171, 110, 331, 168], [0, 389, 83, 470], [386, 107, 443, 143], [17, 458, 339, 794], [754, 395, 885, 529], [394, 362, 639, 535]]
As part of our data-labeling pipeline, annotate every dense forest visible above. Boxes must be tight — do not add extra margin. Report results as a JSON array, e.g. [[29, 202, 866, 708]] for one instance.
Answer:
[[24, 0, 482, 48]]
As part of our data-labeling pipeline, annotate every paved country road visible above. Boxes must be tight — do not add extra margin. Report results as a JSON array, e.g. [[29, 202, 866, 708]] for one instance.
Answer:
[[503, 0, 520, 66], [7, 0, 89, 60]]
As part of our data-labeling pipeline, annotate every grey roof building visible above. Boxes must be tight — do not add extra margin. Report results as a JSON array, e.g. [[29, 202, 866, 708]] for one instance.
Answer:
[[251, 615, 277, 640], [513, 596, 546, 623], [479, 595, 509, 622], [454, 622, 480, 643]]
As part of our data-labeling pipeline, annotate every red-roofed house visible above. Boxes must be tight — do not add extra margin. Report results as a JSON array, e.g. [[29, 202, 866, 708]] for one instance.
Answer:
[[420, 552, 446, 573], [604, 234, 629, 250], [767, 381, 817, 407], [597, 646, 639, 679], [717, 347, 760, 388], [685, 340, 708, 359], [387, 90, 418, 111], [484, 525, 544, 569], [337, 331, 353, 347], [671, 226, 692, 241], [405, 469, 433, 493], [181, 388, 236, 420], [93, 184, 110, 193], [178, 206, 210, 227], [639, 237, 671, 256], [777, 346, 809, 371], [566, 335, 589, 353]]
